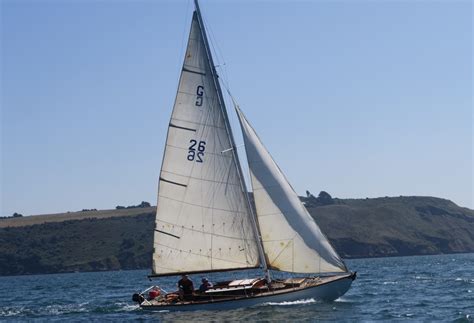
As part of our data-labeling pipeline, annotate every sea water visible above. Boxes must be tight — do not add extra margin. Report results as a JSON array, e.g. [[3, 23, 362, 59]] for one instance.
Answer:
[[1, 253, 473, 321]]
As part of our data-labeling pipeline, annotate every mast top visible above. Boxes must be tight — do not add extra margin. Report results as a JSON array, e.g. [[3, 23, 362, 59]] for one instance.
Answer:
[[194, 0, 202, 16]]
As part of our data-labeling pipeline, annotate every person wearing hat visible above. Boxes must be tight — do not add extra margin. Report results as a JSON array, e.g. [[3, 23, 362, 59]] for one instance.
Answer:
[[198, 277, 213, 293], [177, 274, 194, 300]]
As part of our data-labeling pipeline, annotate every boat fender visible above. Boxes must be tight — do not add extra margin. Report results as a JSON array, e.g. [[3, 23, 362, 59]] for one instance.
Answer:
[[148, 289, 161, 300], [132, 293, 145, 303]]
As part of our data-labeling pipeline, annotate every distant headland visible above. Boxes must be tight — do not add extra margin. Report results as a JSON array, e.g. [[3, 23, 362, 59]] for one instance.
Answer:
[[0, 193, 473, 276]]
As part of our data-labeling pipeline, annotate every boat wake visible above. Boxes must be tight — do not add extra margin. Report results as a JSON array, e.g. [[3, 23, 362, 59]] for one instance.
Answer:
[[114, 302, 140, 312], [335, 297, 353, 303], [1, 302, 90, 317], [383, 281, 398, 285], [261, 298, 317, 306]]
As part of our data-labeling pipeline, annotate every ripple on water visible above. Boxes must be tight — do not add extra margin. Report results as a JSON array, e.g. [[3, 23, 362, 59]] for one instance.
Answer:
[[113, 302, 139, 312], [262, 298, 317, 306], [334, 297, 353, 303], [1, 253, 474, 321], [1, 307, 23, 317]]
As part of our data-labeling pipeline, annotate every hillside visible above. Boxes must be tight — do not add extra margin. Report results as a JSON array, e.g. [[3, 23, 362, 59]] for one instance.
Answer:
[[0, 195, 473, 276], [0, 207, 156, 228], [306, 195, 474, 258]]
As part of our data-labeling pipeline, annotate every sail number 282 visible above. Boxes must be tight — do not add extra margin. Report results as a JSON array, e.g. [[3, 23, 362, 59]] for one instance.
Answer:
[[187, 140, 206, 163]]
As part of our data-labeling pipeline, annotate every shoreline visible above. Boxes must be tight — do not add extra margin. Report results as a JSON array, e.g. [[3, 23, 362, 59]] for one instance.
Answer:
[[1, 252, 473, 278]]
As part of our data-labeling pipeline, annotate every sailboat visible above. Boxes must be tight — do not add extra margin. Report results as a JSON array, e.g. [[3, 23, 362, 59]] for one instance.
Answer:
[[132, 0, 356, 311]]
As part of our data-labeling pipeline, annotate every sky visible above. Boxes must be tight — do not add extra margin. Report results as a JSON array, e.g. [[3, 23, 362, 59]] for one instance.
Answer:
[[1, 0, 472, 216]]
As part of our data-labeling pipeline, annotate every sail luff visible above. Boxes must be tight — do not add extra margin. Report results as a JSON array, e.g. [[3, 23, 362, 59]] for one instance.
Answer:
[[193, 0, 269, 274]]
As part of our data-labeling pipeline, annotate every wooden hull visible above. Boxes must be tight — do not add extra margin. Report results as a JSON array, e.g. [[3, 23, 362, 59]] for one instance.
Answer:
[[139, 273, 355, 312]]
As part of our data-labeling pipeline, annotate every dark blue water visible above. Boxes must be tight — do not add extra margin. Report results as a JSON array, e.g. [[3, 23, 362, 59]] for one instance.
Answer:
[[1, 254, 473, 321]]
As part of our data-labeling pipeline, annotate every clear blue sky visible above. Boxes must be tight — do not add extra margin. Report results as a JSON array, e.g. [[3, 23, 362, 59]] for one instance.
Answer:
[[1, 0, 472, 216]]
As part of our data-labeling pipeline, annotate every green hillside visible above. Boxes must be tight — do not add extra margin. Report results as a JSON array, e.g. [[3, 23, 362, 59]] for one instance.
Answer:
[[0, 213, 154, 276], [305, 195, 474, 258], [0, 194, 473, 276]]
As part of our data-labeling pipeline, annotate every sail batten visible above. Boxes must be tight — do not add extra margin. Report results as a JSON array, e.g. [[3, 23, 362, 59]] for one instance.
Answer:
[[235, 107, 347, 274]]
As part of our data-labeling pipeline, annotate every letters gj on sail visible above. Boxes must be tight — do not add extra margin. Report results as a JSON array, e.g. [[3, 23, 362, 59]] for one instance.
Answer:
[[133, 0, 356, 311]]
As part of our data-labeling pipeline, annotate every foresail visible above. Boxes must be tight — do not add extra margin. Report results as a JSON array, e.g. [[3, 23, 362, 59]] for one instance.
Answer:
[[152, 12, 260, 276], [236, 108, 347, 274]]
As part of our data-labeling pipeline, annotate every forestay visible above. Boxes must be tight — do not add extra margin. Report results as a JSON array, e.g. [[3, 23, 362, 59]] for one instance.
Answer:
[[152, 13, 260, 276], [235, 107, 347, 274]]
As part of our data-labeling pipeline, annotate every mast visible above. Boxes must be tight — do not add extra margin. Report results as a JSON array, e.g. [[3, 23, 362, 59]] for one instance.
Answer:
[[193, 0, 269, 279]]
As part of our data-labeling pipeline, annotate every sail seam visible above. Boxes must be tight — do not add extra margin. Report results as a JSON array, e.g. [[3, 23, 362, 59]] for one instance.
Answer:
[[262, 238, 293, 242], [161, 170, 240, 187], [264, 236, 295, 268], [158, 195, 247, 214], [156, 219, 258, 240], [177, 90, 217, 100], [256, 210, 299, 218], [155, 243, 255, 265]]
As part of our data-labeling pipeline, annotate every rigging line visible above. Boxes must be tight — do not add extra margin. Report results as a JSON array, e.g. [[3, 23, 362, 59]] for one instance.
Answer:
[[223, 87, 253, 194], [200, 9, 229, 85], [265, 234, 299, 267], [200, 6, 233, 113]]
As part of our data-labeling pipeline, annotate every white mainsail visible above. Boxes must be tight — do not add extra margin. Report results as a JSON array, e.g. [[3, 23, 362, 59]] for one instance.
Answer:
[[151, 12, 260, 276], [235, 107, 347, 274]]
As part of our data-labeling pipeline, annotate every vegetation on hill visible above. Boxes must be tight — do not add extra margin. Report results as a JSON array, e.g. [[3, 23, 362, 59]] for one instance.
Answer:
[[0, 207, 156, 228], [115, 201, 151, 210], [0, 212, 23, 220], [305, 194, 474, 258], [0, 194, 472, 276], [0, 213, 153, 276]]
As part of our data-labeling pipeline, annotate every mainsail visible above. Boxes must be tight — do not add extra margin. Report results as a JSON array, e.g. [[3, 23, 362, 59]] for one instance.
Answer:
[[235, 107, 347, 274], [151, 12, 260, 276]]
